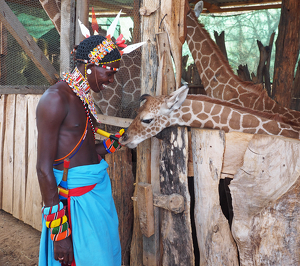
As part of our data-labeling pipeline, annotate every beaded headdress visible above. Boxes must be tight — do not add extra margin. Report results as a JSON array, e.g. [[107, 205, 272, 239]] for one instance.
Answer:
[[76, 9, 145, 68]]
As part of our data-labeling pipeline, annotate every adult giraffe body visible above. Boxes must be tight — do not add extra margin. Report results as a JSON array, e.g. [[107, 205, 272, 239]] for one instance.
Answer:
[[186, 8, 300, 126], [119, 86, 300, 148]]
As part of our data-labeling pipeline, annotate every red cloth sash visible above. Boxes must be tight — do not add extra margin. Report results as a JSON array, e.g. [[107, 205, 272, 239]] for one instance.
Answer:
[[67, 183, 96, 266]]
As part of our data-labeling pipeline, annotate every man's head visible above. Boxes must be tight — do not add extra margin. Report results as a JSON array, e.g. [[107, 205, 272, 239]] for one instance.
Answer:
[[75, 35, 121, 92], [76, 35, 121, 67]]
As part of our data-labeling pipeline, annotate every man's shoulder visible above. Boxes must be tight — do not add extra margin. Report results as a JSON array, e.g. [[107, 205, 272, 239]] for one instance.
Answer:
[[41, 81, 72, 103], [37, 81, 73, 114]]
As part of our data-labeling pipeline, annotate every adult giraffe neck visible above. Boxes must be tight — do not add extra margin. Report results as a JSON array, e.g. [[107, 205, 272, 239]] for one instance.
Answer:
[[185, 9, 300, 126]]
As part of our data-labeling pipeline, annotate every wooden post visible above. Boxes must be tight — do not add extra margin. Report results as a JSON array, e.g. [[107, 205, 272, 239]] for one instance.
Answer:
[[156, 32, 176, 96], [137, 183, 155, 237], [272, 0, 300, 107], [106, 147, 135, 266], [60, 0, 75, 74], [131, 0, 160, 265], [160, 0, 187, 88], [75, 0, 89, 45], [159, 126, 194, 265], [191, 129, 239, 266]]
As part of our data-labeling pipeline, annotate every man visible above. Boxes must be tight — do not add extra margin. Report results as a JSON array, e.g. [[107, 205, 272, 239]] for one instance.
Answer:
[[36, 34, 123, 266]]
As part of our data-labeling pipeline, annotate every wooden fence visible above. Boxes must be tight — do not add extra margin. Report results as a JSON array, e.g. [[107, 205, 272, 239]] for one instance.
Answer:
[[0, 94, 42, 230]]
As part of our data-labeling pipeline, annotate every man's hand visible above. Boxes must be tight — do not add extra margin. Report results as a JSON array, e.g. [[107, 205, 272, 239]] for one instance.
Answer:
[[54, 237, 73, 265]]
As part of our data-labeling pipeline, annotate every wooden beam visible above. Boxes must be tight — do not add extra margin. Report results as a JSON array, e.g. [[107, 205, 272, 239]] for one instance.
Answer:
[[0, 85, 48, 94], [0, 0, 59, 85], [96, 114, 133, 128], [203, 3, 281, 13]]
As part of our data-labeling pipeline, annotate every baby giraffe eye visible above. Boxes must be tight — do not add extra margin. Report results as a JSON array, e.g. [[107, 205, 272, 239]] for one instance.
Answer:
[[142, 118, 153, 124]]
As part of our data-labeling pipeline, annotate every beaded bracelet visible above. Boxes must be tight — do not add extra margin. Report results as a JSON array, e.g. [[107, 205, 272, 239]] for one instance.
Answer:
[[46, 215, 68, 228], [103, 137, 121, 154], [50, 221, 69, 235], [42, 202, 64, 215], [44, 208, 65, 221], [51, 228, 72, 241]]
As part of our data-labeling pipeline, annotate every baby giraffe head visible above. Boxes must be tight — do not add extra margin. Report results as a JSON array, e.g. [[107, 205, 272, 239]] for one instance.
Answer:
[[119, 85, 189, 148]]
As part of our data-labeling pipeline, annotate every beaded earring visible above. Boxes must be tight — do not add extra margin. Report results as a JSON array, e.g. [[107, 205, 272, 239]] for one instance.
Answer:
[[87, 69, 92, 75]]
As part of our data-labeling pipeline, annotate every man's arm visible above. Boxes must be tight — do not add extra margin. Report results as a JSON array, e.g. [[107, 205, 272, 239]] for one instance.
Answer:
[[36, 88, 73, 265], [36, 89, 66, 206]]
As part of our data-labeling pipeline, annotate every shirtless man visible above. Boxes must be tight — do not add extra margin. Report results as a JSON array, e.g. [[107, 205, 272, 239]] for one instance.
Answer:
[[36, 35, 123, 266]]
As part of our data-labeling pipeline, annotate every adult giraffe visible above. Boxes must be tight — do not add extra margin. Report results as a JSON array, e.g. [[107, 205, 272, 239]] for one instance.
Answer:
[[119, 85, 300, 148], [185, 4, 300, 126]]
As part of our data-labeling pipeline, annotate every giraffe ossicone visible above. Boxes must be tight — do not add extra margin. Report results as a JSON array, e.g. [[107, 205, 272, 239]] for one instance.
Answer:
[[119, 85, 300, 149]]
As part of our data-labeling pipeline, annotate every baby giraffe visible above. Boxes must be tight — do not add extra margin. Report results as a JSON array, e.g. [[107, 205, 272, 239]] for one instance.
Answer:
[[119, 85, 300, 148]]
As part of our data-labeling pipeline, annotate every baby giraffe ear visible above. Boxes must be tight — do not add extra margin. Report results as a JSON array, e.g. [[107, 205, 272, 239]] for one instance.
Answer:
[[160, 85, 189, 116]]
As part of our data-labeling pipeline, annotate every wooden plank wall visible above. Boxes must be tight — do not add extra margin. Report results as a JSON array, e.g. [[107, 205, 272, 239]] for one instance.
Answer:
[[0, 94, 42, 231]]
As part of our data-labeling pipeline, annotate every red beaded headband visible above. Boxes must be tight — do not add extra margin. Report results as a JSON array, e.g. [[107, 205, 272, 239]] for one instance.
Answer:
[[101, 65, 119, 71]]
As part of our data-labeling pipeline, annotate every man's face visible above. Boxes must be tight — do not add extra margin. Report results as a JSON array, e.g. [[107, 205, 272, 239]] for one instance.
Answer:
[[89, 61, 120, 93]]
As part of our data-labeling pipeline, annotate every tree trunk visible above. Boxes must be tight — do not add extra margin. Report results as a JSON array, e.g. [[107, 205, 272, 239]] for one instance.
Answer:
[[271, 0, 300, 107]]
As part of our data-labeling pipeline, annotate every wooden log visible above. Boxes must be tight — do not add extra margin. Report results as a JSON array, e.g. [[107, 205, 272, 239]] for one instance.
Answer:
[[272, 0, 300, 107], [2, 94, 15, 214], [264, 32, 275, 97], [230, 134, 300, 265], [153, 193, 185, 214], [143, 137, 161, 266], [191, 129, 239, 266], [291, 59, 300, 111], [137, 182, 155, 238], [160, 0, 187, 88], [0, 95, 6, 209], [0, 0, 59, 85], [105, 147, 135, 266], [13, 94, 27, 221], [24, 95, 42, 231], [214, 31, 228, 61], [160, 126, 194, 266], [237, 64, 252, 82]]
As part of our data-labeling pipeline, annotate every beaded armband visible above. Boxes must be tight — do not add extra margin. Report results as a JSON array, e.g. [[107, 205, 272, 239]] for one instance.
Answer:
[[42, 202, 64, 215], [51, 228, 72, 241], [46, 215, 68, 228], [42, 202, 71, 241]]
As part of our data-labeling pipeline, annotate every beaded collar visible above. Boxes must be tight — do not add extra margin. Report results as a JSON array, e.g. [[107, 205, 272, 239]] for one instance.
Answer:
[[62, 67, 100, 123]]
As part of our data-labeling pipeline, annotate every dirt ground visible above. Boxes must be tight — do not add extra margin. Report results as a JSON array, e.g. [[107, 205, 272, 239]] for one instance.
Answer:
[[0, 210, 40, 266]]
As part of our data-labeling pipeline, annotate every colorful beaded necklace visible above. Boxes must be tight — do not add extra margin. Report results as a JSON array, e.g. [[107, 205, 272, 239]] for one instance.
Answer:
[[62, 67, 100, 138]]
